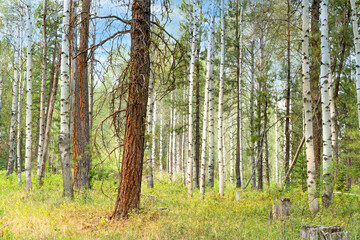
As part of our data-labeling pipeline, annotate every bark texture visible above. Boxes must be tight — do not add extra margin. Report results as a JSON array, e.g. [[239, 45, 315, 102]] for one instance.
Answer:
[[112, 0, 150, 219], [73, 0, 91, 190]]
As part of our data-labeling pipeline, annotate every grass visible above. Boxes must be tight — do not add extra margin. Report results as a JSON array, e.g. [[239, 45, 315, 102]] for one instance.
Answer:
[[0, 172, 359, 239]]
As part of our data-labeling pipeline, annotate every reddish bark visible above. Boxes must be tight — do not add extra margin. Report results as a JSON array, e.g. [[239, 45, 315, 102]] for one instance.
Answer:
[[73, 0, 91, 189], [112, 0, 150, 219]]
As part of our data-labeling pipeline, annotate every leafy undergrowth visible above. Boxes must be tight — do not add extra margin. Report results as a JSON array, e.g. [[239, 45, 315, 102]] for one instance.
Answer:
[[0, 172, 359, 239]]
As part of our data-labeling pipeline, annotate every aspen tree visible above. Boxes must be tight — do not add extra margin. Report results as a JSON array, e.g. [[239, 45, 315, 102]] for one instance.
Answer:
[[350, 0, 360, 129], [200, 0, 215, 198], [59, 0, 74, 198], [319, 0, 333, 207], [6, 27, 19, 177], [302, 0, 319, 212], [218, 0, 225, 197], [187, 0, 197, 198], [37, 0, 48, 178], [24, 0, 33, 190]]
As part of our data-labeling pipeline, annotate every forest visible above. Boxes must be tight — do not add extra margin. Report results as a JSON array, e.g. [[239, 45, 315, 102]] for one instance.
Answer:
[[0, 0, 359, 239]]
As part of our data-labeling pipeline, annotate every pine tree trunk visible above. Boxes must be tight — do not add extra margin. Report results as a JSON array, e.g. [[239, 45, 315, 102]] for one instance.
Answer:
[[218, 0, 225, 197], [319, 0, 333, 207], [59, 0, 74, 198], [73, 0, 91, 190], [24, 0, 33, 191], [112, 0, 150, 219], [37, 0, 48, 179]]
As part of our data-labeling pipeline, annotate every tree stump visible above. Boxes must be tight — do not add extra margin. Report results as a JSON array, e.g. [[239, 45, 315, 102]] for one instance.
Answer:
[[269, 198, 291, 219], [300, 225, 351, 240]]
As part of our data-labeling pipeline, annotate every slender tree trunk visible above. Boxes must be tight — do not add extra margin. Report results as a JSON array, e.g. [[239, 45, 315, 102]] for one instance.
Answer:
[[236, 0, 244, 189], [230, 92, 234, 185], [310, 0, 321, 174], [17, 68, 25, 184], [73, 0, 91, 190], [89, 4, 96, 132], [319, 0, 333, 207], [24, 0, 33, 191], [39, 49, 61, 185], [187, 3, 197, 197], [250, 38, 256, 189], [275, 103, 279, 184], [207, 0, 216, 189], [351, 0, 360, 129], [6, 28, 19, 177], [146, 51, 155, 188], [37, 0, 48, 178], [194, 24, 201, 189], [159, 116, 163, 174], [302, 0, 319, 212], [149, 97, 157, 188], [200, 0, 215, 198], [218, 0, 225, 197], [264, 98, 270, 188], [59, 0, 74, 198], [112, 0, 150, 219], [284, 0, 291, 185]]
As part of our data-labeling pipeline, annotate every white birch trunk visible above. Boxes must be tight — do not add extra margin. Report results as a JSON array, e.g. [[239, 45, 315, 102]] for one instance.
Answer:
[[17, 56, 25, 184], [320, 0, 333, 207], [24, 0, 33, 191], [37, 0, 48, 178], [217, 0, 225, 197], [351, 0, 360, 129], [172, 101, 177, 177], [59, 0, 73, 198], [150, 97, 157, 183], [302, 0, 319, 213], [200, 0, 215, 198], [328, 71, 337, 160], [207, 0, 216, 189], [181, 85, 186, 175], [6, 27, 19, 176], [187, 2, 197, 197], [146, 60, 155, 188]]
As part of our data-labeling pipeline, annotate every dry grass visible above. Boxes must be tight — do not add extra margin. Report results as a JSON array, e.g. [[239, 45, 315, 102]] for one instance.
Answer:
[[1, 173, 359, 239]]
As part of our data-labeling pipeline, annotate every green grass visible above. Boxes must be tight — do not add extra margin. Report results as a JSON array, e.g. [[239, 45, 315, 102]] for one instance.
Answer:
[[0, 172, 359, 239]]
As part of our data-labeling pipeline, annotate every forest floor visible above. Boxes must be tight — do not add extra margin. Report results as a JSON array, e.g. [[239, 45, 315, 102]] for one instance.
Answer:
[[0, 172, 359, 239]]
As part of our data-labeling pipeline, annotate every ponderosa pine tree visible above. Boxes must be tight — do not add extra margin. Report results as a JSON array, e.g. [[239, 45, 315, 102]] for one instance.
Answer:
[[73, 0, 91, 190], [112, 0, 150, 219]]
